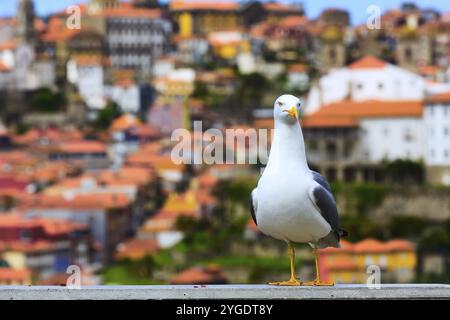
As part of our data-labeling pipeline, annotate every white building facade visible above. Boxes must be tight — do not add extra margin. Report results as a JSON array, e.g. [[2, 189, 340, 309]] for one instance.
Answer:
[[359, 117, 426, 163], [305, 56, 426, 115], [424, 93, 450, 185]]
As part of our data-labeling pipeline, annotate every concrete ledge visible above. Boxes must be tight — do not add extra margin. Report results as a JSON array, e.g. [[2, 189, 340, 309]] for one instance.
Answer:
[[1, 284, 450, 300]]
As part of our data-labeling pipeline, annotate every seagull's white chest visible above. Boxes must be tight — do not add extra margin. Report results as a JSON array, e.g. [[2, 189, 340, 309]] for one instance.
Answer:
[[256, 170, 331, 243]]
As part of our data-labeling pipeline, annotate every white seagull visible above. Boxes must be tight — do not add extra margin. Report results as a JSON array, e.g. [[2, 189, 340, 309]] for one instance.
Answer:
[[250, 94, 347, 286]]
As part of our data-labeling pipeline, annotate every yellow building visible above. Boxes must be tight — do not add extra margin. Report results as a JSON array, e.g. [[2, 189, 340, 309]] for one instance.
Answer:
[[208, 31, 251, 60], [170, 1, 241, 37], [320, 238, 417, 284]]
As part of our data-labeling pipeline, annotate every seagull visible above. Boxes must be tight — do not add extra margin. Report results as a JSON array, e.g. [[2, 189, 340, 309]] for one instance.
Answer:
[[250, 94, 347, 286]]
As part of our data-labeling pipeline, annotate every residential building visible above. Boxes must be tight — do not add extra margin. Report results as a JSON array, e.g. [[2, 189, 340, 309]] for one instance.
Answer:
[[109, 113, 161, 165], [287, 64, 309, 91], [0, 214, 93, 276], [115, 238, 159, 260], [21, 193, 133, 264], [108, 78, 141, 114], [67, 55, 107, 110], [169, 1, 240, 38], [320, 238, 417, 284], [241, 1, 304, 26], [424, 92, 450, 185], [48, 140, 110, 170], [302, 100, 424, 182], [0, 267, 31, 285], [42, 0, 171, 81], [305, 56, 426, 115], [139, 191, 197, 248], [0, 240, 66, 278]]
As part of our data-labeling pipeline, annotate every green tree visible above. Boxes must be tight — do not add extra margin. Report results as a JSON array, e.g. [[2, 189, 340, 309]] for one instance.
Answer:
[[382, 159, 424, 184], [30, 87, 65, 112], [236, 72, 269, 109], [192, 81, 210, 99], [95, 102, 120, 130]]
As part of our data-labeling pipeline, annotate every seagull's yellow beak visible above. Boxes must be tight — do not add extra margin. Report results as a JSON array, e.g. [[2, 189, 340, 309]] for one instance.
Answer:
[[283, 106, 298, 119]]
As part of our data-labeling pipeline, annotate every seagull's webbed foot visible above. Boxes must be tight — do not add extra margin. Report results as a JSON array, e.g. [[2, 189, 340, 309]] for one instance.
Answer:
[[302, 279, 334, 286], [268, 278, 302, 286]]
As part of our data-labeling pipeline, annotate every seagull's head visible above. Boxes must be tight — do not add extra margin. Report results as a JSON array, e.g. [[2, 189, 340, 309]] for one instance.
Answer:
[[274, 94, 301, 124]]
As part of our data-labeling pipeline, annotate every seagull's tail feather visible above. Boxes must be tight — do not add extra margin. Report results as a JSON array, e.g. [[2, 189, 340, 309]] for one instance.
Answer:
[[339, 229, 349, 238], [317, 229, 349, 249]]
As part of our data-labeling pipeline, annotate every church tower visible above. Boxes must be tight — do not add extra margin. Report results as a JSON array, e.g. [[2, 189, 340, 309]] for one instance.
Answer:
[[15, 0, 36, 46]]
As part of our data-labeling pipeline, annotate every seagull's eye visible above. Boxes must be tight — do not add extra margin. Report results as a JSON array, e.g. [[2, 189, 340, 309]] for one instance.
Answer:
[[297, 102, 301, 108], [277, 101, 283, 107]]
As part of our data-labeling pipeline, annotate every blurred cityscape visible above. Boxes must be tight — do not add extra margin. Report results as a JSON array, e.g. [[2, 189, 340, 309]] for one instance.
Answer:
[[0, 0, 450, 286]]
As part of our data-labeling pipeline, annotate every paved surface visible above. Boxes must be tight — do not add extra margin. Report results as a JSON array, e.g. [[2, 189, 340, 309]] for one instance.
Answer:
[[0, 284, 450, 300]]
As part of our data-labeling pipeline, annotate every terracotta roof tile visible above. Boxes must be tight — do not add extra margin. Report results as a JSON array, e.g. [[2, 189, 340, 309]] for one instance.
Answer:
[[170, 1, 239, 11], [170, 265, 228, 284], [348, 56, 387, 70], [110, 114, 143, 131], [21, 193, 131, 210], [102, 7, 162, 19], [308, 100, 423, 119], [302, 116, 358, 128], [384, 239, 414, 252], [288, 63, 308, 73], [0, 268, 31, 282], [426, 91, 450, 103], [0, 240, 55, 253], [263, 2, 299, 12], [116, 238, 159, 260], [59, 141, 107, 154], [353, 238, 387, 253]]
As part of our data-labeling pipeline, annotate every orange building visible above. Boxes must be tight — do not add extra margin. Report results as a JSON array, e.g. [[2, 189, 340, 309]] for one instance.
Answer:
[[320, 238, 417, 284]]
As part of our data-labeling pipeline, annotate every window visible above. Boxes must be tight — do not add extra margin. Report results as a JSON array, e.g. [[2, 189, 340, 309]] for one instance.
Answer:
[[329, 47, 336, 62], [445, 150, 449, 159], [365, 256, 374, 267], [20, 230, 31, 242], [378, 83, 384, 90], [444, 127, 449, 136], [383, 128, 389, 136], [404, 47, 413, 62], [404, 128, 414, 142], [380, 255, 387, 267]]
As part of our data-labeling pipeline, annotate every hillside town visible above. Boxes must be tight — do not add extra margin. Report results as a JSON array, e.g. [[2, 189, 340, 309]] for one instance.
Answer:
[[1, 0, 450, 286]]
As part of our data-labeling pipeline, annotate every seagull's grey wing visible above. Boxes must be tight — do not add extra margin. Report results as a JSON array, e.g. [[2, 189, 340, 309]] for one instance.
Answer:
[[249, 188, 258, 225], [308, 184, 345, 248], [311, 170, 332, 193]]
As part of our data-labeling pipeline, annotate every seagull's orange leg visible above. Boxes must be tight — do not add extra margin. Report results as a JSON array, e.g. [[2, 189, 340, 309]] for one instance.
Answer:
[[303, 242, 334, 286], [269, 241, 302, 286]]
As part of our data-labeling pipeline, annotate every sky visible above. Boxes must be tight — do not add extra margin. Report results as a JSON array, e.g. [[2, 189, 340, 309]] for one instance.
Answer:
[[0, 0, 450, 25]]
